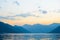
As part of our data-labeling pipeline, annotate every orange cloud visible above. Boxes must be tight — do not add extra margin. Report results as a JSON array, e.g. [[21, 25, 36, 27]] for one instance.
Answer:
[[1, 16, 60, 25]]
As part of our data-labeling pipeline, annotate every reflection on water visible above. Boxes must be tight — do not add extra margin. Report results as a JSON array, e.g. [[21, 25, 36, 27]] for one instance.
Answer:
[[0, 33, 60, 40]]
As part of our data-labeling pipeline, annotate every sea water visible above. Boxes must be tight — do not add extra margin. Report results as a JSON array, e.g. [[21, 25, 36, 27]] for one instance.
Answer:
[[0, 33, 60, 40]]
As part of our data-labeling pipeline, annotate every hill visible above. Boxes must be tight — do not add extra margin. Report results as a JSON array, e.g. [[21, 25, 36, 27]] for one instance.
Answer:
[[0, 22, 30, 33]]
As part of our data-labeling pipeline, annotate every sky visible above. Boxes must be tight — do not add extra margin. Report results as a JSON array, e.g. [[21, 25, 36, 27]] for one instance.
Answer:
[[0, 0, 60, 25]]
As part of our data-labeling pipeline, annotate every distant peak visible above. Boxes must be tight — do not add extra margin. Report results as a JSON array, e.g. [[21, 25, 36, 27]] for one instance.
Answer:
[[0, 21, 5, 24]]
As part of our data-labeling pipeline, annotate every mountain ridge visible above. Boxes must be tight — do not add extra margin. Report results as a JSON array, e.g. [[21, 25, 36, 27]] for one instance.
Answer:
[[0, 22, 60, 33], [22, 23, 60, 33], [0, 22, 30, 33]]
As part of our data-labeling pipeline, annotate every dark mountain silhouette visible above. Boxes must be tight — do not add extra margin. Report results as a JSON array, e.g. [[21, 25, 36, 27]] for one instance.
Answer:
[[0, 22, 30, 33], [14, 25, 30, 33], [0, 22, 60, 33], [50, 26, 60, 33]]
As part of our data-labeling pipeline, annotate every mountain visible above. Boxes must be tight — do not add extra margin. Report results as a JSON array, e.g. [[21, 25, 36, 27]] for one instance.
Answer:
[[0, 22, 60, 33], [0, 22, 30, 33], [50, 26, 60, 33], [14, 25, 30, 33], [23, 23, 60, 33]]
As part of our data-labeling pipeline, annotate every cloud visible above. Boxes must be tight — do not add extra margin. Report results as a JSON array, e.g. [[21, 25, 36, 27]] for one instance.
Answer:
[[42, 10, 47, 14], [0, 6, 2, 10], [54, 9, 60, 13], [14, 1, 20, 6], [0, 16, 7, 19], [15, 13, 35, 17], [0, 7, 2, 8], [0, 16, 15, 20], [39, 9, 47, 14], [1, 16, 60, 25], [0, 0, 60, 25]]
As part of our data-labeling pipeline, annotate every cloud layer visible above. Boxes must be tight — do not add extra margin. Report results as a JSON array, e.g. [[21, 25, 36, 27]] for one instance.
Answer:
[[0, 0, 60, 25]]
